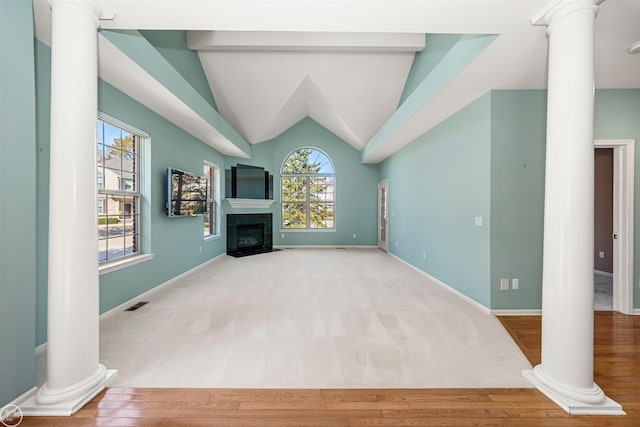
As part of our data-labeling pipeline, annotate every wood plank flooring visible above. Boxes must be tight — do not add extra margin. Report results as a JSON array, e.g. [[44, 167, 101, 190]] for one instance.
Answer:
[[19, 312, 640, 426]]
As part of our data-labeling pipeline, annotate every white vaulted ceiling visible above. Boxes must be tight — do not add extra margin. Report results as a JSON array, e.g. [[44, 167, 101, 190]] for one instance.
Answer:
[[189, 32, 423, 149]]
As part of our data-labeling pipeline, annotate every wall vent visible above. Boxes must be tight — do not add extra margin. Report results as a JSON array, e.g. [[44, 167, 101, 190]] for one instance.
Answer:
[[125, 301, 149, 312]]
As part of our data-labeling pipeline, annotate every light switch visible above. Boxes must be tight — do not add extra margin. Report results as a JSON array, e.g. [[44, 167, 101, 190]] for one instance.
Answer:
[[500, 279, 509, 291], [475, 216, 483, 227]]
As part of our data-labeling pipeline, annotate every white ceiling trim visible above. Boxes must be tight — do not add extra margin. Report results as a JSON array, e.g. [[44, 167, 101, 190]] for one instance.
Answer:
[[187, 31, 425, 52], [94, 0, 546, 34]]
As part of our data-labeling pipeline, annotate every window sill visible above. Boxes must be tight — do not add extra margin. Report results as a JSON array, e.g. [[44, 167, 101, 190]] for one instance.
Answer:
[[279, 229, 336, 233], [204, 234, 222, 241], [99, 253, 154, 275]]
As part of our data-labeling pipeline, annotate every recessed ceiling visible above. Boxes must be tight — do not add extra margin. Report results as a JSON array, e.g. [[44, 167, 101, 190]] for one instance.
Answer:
[[191, 31, 424, 149]]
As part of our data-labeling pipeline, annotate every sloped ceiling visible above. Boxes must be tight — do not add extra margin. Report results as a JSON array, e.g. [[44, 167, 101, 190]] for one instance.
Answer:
[[31, 0, 640, 162], [190, 31, 423, 150]]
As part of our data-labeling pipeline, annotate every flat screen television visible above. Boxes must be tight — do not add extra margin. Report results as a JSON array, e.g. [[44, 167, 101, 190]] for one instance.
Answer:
[[226, 163, 273, 199], [166, 168, 207, 217]]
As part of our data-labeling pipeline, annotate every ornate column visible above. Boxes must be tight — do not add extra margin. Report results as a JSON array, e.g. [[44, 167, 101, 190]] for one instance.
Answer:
[[524, 0, 623, 415], [21, 0, 117, 415]]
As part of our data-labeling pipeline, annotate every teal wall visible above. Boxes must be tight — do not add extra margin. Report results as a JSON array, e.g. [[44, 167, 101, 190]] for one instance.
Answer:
[[34, 41, 227, 346], [139, 30, 217, 111], [225, 118, 379, 247], [34, 41, 51, 351], [400, 34, 461, 104], [490, 90, 547, 309], [382, 88, 639, 311], [0, 0, 37, 407], [379, 93, 492, 307]]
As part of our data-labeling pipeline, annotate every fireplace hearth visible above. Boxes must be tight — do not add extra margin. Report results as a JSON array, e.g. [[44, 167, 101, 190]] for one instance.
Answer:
[[226, 213, 273, 257]]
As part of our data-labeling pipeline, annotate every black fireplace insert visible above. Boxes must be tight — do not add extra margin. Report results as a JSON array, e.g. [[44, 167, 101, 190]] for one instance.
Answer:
[[226, 213, 273, 257]]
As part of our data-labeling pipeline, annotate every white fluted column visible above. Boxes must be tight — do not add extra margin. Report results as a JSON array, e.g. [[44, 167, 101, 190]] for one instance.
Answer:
[[21, 0, 116, 416], [524, 0, 623, 415]]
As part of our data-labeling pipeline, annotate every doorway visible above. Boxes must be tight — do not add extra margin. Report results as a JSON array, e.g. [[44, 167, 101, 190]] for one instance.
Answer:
[[378, 180, 389, 252], [594, 140, 635, 315], [594, 148, 613, 310]]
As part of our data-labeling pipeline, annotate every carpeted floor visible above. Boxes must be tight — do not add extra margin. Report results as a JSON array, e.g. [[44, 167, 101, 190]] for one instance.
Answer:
[[44, 249, 534, 388]]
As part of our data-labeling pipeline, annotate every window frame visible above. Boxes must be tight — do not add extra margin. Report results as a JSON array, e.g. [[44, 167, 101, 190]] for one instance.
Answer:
[[280, 147, 336, 232], [203, 160, 221, 239], [97, 112, 150, 270]]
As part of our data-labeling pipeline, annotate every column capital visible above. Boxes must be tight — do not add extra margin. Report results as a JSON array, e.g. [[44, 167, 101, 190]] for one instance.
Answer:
[[49, 0, 102, 26], [531, 0, 602, 30]]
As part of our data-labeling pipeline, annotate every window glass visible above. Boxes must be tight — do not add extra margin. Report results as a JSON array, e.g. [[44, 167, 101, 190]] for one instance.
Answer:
[[97, 118, 141, 263], [281, 148, 335, 230]]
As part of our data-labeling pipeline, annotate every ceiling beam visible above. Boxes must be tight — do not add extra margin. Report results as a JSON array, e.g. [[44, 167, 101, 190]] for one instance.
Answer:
[[362, 34, 498, 163], [187, 31, 425, 52]]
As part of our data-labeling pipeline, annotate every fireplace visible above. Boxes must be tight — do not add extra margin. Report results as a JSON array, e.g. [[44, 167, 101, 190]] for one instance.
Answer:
[[226, 213, 273, 257]]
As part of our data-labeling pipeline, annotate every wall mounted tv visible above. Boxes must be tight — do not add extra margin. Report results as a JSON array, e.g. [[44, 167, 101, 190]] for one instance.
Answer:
[[226, 164, 273, 200], [166, 168, 207, 217]]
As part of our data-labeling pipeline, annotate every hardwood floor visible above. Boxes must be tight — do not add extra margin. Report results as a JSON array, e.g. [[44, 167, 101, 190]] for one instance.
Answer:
[[19, 312, 639, 426]]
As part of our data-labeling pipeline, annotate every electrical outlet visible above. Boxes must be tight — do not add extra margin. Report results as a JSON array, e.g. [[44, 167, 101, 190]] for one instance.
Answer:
[[422, 251, 426, 259], [395, 241, 398, 247], [475, 216, 483, 227], [353, 233, 357, 239], [281, 233, 285, 238], [199, 246, 202, 253], [599, 251, 605, 259], [512, 278, 519, 290], [500, 279, 509, 291]]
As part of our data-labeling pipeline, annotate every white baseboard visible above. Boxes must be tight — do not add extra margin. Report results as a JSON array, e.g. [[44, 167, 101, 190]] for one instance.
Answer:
[[9, 386, 37, 409], [491, 309, 542, 316], [273, 245, 378, 249], [633, 308, 640, 315], [594, 270, 613, 277], [387, 252, 491, 315]]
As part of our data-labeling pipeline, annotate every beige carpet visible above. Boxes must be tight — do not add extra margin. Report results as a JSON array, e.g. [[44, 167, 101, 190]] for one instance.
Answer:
[[97, 248, 532, 388]]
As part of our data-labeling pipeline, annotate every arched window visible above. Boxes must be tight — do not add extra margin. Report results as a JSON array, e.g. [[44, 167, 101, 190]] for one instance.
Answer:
[[281, 148, 335, 230]]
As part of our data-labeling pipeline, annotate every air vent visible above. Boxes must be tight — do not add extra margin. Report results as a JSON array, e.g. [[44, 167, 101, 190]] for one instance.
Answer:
[[125, 301, 149, 312]]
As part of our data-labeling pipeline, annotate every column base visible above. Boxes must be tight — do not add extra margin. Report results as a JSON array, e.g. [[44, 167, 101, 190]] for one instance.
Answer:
[[523, 367, 625, 415], [16, 367, 117, 416]]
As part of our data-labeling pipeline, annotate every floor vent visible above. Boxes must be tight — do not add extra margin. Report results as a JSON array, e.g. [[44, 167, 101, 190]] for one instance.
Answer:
[[125, 301, 149, 312]]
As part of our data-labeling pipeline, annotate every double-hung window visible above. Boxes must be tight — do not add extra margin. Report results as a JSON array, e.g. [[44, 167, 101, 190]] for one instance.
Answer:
[[281, 148, 335, 230], [97, 116, 143, 263]]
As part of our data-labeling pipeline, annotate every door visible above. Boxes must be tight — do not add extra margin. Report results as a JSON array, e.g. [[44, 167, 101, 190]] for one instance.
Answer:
[[594, 148, 614, 310], [378, 180, 389, 252], [594, 140, 635, 315]]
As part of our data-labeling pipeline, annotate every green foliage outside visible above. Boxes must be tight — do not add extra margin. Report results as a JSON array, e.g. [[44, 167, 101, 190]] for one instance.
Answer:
[[281, 149, 333, 229], [98, 135, 135, 163], [98, 217, 120, 225]]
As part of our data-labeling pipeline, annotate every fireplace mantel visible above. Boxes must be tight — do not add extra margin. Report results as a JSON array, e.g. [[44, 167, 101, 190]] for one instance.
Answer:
[[225, 198, 277, 209]]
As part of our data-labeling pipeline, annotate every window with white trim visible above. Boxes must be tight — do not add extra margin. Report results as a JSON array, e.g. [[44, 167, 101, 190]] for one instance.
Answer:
[[97, 117, 142, 263], [281, 148, 335, 229], [203, 162, 220, 237]]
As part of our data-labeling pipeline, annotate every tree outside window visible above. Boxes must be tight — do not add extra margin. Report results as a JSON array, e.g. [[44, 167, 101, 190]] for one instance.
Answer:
[[281, 148, 335, 229]]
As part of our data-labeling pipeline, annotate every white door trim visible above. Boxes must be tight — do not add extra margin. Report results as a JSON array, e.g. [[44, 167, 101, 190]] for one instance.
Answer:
[[378, 180, 389, 252], [594, 139, 635, 315]]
